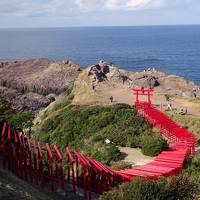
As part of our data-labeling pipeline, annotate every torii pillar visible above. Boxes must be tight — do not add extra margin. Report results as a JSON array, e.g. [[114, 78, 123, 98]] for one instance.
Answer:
[[133, 88, 153, 106]]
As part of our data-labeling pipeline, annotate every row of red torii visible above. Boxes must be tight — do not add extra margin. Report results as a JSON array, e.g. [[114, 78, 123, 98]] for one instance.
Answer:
[[0, 88, 196, 200]]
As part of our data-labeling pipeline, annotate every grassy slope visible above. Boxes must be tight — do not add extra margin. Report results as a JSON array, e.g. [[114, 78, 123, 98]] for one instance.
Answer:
[[0, 167, 81, 200], [33, 91, 168, 165], [166, 113, 200, 143]]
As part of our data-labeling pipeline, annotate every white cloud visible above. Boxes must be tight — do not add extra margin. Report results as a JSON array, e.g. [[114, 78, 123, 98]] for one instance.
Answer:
[[76, 0, 199, 12], [104, 0, 120, 10], [103, 0, 166, 11], [0, 0, 199, 17], [126, 0, 161, 10], [0, 0, 69, 17], [74, 0, 89, 11]]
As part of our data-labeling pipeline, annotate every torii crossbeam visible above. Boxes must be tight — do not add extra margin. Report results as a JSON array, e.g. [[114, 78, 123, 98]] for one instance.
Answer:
[[133, 88, 153, 105]]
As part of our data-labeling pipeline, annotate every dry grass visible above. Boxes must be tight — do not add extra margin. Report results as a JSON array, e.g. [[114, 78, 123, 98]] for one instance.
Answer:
[[166, 112, 200, 141], [72, 69, 103, 105]]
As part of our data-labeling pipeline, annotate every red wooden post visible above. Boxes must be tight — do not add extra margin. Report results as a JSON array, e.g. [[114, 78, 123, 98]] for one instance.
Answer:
[[71, 162, 76, 192], [98, 175, 101, 193], [22, 136, 28, 181], [74, 151, 92, 199], [46, 143, 54, 192], [133, 88, 153, 106], [148, 91, 151, 104], [87, 170, 91, 200], [18, 132, 24, 179], [38, 142, 43, 185], [33, 140, 38, 185], [7, 125, 12, 170], [66, 147, 76, 192], [83, 169, 87, 200], [1, 123, 7, 167], [52, 144, 64, 190], [27, 138, 33, 183], [76, 156, 79, 186], [13, 132, 19, 176], [67, 154, 70, 181]]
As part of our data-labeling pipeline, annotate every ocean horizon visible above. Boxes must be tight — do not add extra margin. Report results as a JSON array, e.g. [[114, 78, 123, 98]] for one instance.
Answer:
[[1, 25, 200, 85]]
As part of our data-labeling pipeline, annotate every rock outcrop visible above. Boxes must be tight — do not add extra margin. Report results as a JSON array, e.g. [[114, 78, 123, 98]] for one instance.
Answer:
[[1, 59, 199, 112], [88, 61, 131, 85], [0, 59, 80, 113]]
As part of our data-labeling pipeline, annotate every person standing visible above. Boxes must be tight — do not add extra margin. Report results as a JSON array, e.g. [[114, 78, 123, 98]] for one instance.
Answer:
[[110, 96, 113, 103]]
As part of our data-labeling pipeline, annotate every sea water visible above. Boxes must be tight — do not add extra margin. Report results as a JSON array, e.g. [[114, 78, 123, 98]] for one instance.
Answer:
[[0, 25, 200, 85]]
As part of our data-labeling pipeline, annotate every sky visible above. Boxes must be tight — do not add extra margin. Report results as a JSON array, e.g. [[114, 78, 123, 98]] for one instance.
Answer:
[[0, 0, 200, 28]]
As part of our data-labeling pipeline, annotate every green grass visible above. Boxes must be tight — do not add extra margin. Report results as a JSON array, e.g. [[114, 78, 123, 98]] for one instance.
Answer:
[[99, 173, 199, 200], [0, 99, 34, 130], [166, 113, 200, 144], [34, 103, 168, 165], [111, 161, 133, 170]]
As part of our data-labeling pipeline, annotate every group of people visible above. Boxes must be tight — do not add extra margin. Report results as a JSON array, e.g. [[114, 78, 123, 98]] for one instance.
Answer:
[[165, 95, 188, 115]]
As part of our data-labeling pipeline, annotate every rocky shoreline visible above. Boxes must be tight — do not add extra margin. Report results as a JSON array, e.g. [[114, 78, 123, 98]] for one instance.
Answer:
[[0, 58, 199, 114]]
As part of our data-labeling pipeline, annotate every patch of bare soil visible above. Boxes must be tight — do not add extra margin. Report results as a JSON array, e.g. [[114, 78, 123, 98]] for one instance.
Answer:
[[118, 147, 155, 166]]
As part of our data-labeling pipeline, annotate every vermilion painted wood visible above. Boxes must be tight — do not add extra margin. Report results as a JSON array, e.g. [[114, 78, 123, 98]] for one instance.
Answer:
[[32, 140, 38, 185], [27, 138, 33, 183], [46, 143, 54, 191], [1, 122, 7, 167], [37, 142, 43, 184], [52, 144, 64, 190], [66, 147, 76, 192]]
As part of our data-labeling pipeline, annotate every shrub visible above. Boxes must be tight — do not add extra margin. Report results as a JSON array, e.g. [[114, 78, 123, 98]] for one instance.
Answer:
[[0, 99, 34, 130], [34, 104, 167, 164], [0, 99, 13, 124], [111, 161, 133, 170], [9, 112, 34, 130], [99, 174, 198, 200], [141, 133, 168, 157], [191, 156, 200, 169], [165, 174, 198, 200]]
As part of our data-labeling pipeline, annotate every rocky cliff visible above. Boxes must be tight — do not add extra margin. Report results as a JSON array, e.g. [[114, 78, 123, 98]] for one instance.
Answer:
[[0, 59, 80, 113]]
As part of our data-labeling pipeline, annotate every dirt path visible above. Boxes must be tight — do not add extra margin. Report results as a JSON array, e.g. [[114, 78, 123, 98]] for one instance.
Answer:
[[95, 82, 200, 116], [118, 147, 155, 166]]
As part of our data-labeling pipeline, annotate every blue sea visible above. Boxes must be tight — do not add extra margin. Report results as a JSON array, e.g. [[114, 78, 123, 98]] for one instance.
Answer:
[[0, 25, 200, 85]]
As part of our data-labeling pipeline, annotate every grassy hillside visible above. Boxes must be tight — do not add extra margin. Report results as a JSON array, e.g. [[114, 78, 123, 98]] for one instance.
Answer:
[[33, 92, 168, 165], [166, 113, 200, 144]]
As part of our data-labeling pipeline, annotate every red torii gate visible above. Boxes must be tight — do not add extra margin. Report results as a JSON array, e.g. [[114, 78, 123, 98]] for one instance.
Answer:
[[133, 88, 153, 105]]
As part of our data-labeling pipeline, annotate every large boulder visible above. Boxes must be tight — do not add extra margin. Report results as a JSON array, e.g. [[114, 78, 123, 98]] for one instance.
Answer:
[[145, 76, 160, 88], [135, 75, 160, 89], [88, 61, 130, 84]]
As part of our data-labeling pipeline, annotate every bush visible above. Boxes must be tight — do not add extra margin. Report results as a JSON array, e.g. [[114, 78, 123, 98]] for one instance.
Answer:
[[34, 104, 167, 164], [197, 139, 200, 146], [141, 133, 168, 157], [90, 143, 121, 165], [99, 174, 198, 200], [0, 99, 13, 124], [9, 112, 34, 130], [111, 161, 133, 170], [0, 99, 34, 130], [191, 156, 200, 169]]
